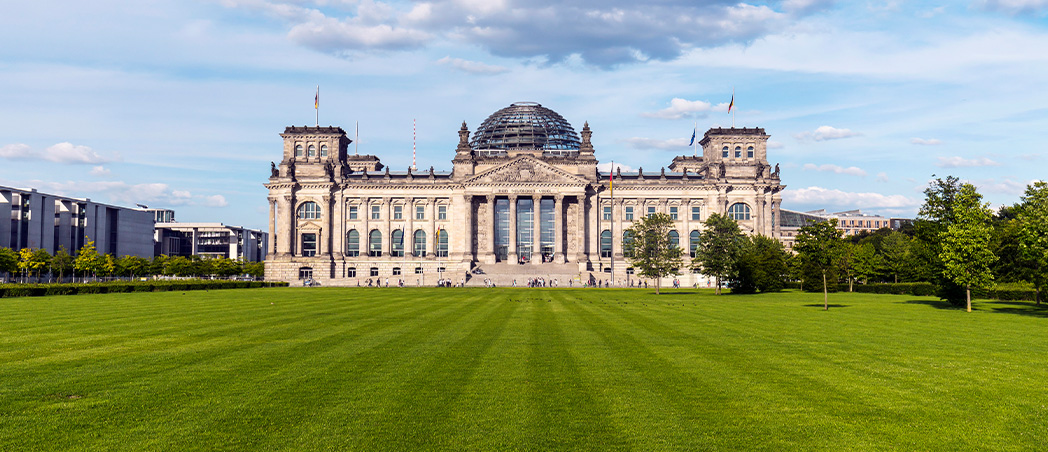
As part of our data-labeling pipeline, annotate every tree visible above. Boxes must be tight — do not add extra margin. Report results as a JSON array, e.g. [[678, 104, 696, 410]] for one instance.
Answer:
[[914, 176, 968, 305], [118, 255, 150, 279], [165, 256, 193, 277], [794, 218, 846, 310], [880, 231, 912, 283], [850, 242, 883, 285], [74, 240, 102, 282], [1016, 181, 1048, 304], [940, 183, 996, 312], [244, 261, 265, 279], [98, 254, 117, 280], [692, 213, 744, 295], [0, 247, 18, 282], [622, 212, 684, 295], [731, 235, 789, 294], [19, 248, 49, 283], [52, 246, 74, 282], [212, 257, 242, 279]]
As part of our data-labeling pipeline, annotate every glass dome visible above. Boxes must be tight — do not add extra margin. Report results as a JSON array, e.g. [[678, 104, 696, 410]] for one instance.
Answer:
[[470, 102, 581, 156]]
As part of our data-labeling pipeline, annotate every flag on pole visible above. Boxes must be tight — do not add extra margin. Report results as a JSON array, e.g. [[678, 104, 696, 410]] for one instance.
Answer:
[[727, 93, 734, 113], [688, 127, 696, 146], [314, 86, 319, 109]]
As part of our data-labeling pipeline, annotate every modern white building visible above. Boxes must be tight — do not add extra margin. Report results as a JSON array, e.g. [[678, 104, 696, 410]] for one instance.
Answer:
[[0, 185, 154, 257], [154, 222, 268, 262]]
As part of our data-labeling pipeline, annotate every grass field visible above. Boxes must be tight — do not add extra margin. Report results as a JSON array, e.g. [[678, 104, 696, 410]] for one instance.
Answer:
[[2, 288, 1047, 451]]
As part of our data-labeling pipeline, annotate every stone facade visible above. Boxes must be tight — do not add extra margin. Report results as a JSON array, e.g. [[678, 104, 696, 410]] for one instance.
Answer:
[[264, 104, 785, 286]]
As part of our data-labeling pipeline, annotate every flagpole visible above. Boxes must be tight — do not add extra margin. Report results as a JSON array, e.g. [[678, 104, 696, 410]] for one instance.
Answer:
[[610, 160, 614, 286], [355, 121, 359, 155], [693, 121, 698, 157], [315, 85, 319, 127], [731, 87, 735, 128]]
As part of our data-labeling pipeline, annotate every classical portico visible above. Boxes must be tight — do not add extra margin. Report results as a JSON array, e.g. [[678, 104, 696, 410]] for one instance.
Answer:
[[264, 102, 785, 286]]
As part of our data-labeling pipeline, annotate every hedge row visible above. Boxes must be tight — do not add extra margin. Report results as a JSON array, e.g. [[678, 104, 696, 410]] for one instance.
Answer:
[[833, 282, 938, 296], [0, 280, 289, 298]]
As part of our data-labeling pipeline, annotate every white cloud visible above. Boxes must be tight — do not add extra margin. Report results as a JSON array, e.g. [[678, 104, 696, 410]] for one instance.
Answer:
[[0, 143, 34, 160], [202, 194, 229, 207], [90, 166, 111, 177], [436, 56, 509, 75], [620, 137, 690, 150], [783, 186, 921, 209], [936, 156, 1000, 168], [911, 137, 942, 145], [43, 142, 109, 164], [597, 162, 636, 173], [641, 98, 729, 120], [876, 172, 889, 183], [782, 0, 835, 14], [802, 163, 867, 176], [794, 126, 861, 141], [970, 178, 1037, 195], [977, 0, 1048, 15]]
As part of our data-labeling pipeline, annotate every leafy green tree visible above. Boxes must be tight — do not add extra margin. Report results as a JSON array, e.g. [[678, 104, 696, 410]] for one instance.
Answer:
[[880, 231, 912, 283], [850, 242, 883, 285], [914, 176, 968, 305], [1016, 181, 1048, 304], [165, 256, 193, 277], [692, 213, 744, 295], [940, 183, 996, 313], [244, 261, 265, 279], [730, 235, 789, 294], [622, 212, 684, 295], [118, 255, 150, 279], [794, 218, 846, 310], [98, 254, 117, 280], [212, 257, 242, 279], [989, 206, 1028, 284], [0, 247, 19, 281], [74, 240, 102, 281], [52, 246, 74, 282], [149, 255, 168, 277]]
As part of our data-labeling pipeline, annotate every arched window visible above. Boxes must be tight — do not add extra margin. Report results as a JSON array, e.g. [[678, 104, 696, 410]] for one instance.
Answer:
[[747, 146, 754, 158], [734, 146, 742, 158], [307, 144, 316, 157], [600, 230, 612, 258], [721, 145, 729, 158], [297, 201, 320, 220], [391, 229, 404, 257], [668, 230, 679, 249], [346, 230, 359, 257], [295, 144, 303, 157], [320, 144, 328, 157], [622, 230, 634, 258], [413, 230, 427, 257], [368, 229, 382, 257], [728, 203, 751, 221], [437, 229, 449, 257], [690, 230, 701, 258]]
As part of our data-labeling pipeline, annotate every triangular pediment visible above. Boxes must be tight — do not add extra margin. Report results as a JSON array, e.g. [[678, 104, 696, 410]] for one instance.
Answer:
[[465, 156, 587, 186]]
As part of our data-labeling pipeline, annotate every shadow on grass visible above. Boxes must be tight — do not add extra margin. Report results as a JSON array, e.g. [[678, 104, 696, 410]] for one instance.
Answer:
[[654, 292, 699, 296], [983, 300, 1048, 318], [902, 299, 963, 310], [802, 304, 849, 308]]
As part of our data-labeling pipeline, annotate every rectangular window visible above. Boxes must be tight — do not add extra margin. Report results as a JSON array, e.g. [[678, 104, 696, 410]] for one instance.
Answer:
[[415, 267, 424, 274], [416, 205, 425, 220], [603, 206, 612, 220], [625, 206, 634, 221], [669, 206, 678, 220], [370, 267, 379, 277], [438, 205, 447, 220], [301, 233, 317, 257], [647, 206, 656, 217], [394, 205, 403, 220], [692, 206, 701, 221], [347, 267, 356, 278], [393, 267, 402, 276], [371, 205, 380, 220], [349, 206, 358, 220]]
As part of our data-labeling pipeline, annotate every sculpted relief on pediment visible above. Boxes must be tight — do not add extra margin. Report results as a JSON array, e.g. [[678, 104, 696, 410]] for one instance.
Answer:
[[470, 158, 582, 185]]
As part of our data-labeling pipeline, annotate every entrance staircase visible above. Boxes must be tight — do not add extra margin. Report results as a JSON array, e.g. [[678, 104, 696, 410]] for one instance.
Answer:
[[466, 262, 593, 287]]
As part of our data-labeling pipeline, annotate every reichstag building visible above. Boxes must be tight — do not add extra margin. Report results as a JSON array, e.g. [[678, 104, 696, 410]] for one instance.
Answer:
[[265, 102, 785, 286]]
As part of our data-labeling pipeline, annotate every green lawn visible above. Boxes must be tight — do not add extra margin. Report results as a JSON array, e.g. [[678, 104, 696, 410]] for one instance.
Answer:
[[2, 288, 1047, 451]]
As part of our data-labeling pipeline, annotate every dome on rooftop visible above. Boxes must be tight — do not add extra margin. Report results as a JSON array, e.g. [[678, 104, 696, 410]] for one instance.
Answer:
[[470, 102, 581, 154]]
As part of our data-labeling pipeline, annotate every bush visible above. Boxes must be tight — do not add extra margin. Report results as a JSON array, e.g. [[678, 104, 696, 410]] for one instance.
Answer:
[[838, 282, 937, 296], [0, 280, 289, 298]]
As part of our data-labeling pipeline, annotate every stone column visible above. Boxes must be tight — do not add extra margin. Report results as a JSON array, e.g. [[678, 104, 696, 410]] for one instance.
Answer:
[[383, 197, 392, 257], [554, 195, 564, 263], [682, 198, 691, 257], [267, 197, 277, 256], [281, 194, 295, 255], [531, 196, 538, 259], [612, 198, 623, 259], [588, 195, 599, 266], [322, 194, 333, 256], [427, 197, 436, 257], [462, 195, 474, 262], [575, 195, 586, 263], [405, 197, 414, 258], [485, 195, 496, 264], [772, 199, 782, 237], [363, 198, 372, 257], [507, 195, 518, 262]]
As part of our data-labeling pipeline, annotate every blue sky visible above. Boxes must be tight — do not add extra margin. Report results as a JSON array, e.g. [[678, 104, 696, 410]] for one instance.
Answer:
[[2, 0, 1047, 230]]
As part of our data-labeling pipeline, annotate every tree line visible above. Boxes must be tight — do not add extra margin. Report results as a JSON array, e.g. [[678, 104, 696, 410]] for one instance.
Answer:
[[0, 239, 265, 283], [623, 177, 1048, 310]]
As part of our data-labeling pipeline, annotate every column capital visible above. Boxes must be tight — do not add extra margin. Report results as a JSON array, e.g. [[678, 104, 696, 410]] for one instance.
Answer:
[[486, 194, 496, 202], [382, 197, 391, 204], [555, 194, 565, 202]]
